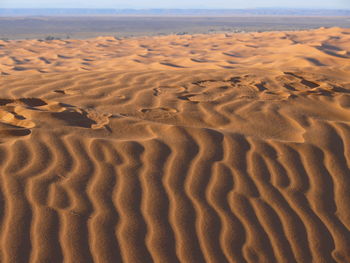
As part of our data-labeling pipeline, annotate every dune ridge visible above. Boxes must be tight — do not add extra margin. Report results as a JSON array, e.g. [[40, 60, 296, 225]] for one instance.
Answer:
[[1, 27, 350, 75], [0, 27, 349, 262]]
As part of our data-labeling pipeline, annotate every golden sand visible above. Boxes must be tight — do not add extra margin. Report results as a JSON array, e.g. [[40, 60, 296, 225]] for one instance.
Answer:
[[0, 27, 349, 262]]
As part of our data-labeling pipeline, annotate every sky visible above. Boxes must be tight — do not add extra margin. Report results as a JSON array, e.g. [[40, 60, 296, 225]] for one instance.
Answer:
[[1, 0, 349, 9]]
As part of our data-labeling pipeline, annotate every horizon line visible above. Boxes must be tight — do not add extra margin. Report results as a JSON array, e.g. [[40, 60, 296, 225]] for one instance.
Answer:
[[1, 7, 349, 10]]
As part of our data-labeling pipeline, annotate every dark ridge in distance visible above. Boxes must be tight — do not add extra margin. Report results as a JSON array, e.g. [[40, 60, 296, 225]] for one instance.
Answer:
[[1, 16, 350, 40], [1, 8, 350, 16]]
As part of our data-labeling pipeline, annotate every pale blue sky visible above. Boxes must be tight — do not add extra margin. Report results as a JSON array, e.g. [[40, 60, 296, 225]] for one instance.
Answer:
[[1, 0, 349, 9]]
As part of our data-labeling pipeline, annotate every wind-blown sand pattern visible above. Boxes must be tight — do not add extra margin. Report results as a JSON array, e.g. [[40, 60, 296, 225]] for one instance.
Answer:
[[0, 27, 349, 262]]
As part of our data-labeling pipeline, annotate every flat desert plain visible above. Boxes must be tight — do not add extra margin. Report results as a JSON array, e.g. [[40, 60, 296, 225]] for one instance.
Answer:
[[0, 27, 350, 263]]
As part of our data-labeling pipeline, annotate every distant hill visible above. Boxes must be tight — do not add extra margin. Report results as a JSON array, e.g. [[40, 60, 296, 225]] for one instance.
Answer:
[[1, 8, 350, 16]]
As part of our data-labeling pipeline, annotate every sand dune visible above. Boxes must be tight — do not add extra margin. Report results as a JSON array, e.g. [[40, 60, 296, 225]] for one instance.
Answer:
[[0, 27, 349, 262]]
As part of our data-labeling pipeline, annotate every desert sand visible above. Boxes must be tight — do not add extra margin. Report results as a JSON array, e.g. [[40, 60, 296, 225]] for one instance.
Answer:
[[0, 27, 349, 262]]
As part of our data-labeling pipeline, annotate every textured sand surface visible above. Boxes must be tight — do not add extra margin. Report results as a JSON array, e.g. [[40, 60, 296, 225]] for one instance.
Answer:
[[0, 27, 350, 263]]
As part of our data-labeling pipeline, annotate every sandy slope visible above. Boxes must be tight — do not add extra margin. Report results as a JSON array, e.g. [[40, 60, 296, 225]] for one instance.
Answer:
[[0, 27, 349, 263]]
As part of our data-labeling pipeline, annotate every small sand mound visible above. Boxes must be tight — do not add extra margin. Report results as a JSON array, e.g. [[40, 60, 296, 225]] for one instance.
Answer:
[[0, 97, 112, 142]]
